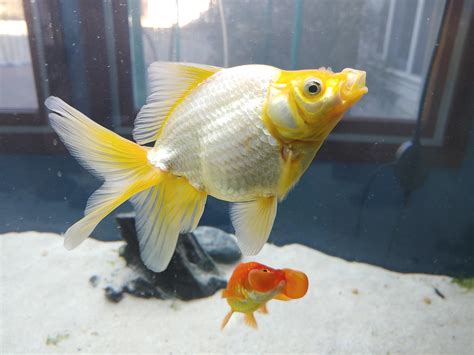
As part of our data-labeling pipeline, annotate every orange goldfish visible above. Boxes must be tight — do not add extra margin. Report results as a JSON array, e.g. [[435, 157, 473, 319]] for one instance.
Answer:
[[221, 262, 308, 329]]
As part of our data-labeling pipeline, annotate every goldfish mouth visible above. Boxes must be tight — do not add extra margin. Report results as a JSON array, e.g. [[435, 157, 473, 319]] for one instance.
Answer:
[[341, 68, 368, 103]]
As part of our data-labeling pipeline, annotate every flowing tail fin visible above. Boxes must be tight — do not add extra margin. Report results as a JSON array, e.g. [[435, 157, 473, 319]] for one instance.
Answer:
[[45, 97, 206, 272]]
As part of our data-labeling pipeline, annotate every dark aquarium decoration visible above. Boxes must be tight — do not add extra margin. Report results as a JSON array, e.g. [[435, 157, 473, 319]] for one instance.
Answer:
[[100, 213, 241, 302]]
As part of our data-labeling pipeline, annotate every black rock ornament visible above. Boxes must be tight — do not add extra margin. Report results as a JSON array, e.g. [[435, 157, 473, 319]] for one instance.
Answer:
[[104, 213, 231, 302], [193, 226, 242, 263]]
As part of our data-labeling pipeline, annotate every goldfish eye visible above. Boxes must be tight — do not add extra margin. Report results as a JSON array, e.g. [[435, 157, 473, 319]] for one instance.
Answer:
[[248, 269, 277, 292], [304, 78, 322, 96]]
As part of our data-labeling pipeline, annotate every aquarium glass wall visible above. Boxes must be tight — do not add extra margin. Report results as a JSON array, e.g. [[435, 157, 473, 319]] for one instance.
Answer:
[[1, 0, 472, 273], [1, 0, 473, 353]]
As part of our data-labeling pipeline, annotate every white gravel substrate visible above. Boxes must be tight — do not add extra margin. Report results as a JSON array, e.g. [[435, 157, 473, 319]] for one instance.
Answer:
[[1, 232, 473, 354]]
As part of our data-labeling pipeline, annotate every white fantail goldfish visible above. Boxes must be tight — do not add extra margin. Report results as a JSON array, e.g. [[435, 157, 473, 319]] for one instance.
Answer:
[[45, 63, 367, 272]]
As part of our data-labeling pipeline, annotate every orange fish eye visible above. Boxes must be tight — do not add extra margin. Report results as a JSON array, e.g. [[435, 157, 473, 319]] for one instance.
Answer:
[[248, 269, 278, 292], [282, 269, 309, 299]]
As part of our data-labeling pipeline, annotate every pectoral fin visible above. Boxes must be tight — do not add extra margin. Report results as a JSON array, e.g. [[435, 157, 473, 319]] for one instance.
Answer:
[[230, 196, 277, 255], [221, 310, 234, 330]]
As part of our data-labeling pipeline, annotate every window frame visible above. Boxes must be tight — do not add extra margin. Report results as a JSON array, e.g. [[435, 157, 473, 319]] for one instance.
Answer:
[[0, 0, 74, 124], [0, 0, 44, 125], [0, 0, 110, 152], [0, 0, 73, 153]]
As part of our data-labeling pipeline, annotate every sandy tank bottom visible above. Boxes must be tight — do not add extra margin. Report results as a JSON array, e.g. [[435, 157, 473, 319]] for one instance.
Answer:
[[1, 232, 473, 354]]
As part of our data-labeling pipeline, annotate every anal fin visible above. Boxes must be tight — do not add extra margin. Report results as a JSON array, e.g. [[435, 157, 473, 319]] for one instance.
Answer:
[[244, 312, 258, 329], [131, 174, 207, 272]]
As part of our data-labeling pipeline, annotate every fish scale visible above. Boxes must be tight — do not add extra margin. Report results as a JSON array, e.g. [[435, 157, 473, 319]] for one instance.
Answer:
[[154, 65, 282, 201]]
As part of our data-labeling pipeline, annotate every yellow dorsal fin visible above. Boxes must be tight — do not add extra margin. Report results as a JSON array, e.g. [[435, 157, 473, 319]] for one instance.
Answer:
[[133, 62, 222, 145]]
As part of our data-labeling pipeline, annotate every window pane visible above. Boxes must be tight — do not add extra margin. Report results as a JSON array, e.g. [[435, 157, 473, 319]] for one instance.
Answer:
[[128, 0, 446, 120], [386, 0, 418, 72], [0, 0, 38, 110], [375, 1, 390, 54], [412, 0, 445, 76]]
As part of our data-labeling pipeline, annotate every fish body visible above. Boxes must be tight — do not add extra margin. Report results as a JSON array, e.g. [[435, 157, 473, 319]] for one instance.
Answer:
[[45, 62, 367, 272], [150, 65, 281, 201], [221, 262, 308, 329]]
